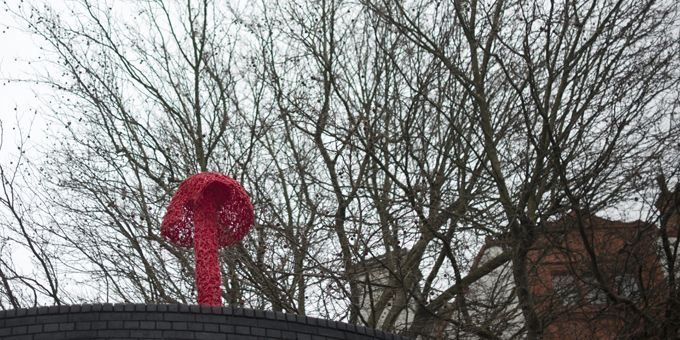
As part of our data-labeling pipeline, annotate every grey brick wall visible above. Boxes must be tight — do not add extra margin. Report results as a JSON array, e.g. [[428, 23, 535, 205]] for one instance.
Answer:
[[0, 304, 410, 340]]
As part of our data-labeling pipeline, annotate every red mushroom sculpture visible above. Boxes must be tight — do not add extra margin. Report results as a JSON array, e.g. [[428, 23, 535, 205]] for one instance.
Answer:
[[161, 172, 253, 306]]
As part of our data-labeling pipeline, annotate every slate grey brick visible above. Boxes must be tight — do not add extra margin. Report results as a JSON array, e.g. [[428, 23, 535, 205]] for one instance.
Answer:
[[141, 312, 165, 321], [69, 329, 98, 338], [140, 320, 156, 329], [123, 320, 140, 328], [43, 323, 59, 332], [187, 322, 204, 331], [5, 316, 35, 327], [172, 321, 189, 330], [229, 336, 257, 340], [130, 329, 164, 338], [58, 322, 75, 331], [165, 313, 194, 322], [98, 329, 129, 337], [282, 330, 298, 339], [11, 325, 27, 335], [318, 327, 344, 339], [0, 327, 10, 336], [69, 312, 98, 322], [35, 332, 67, 340], [100, 312, 133, 320], [236, 325, 250, 334], [231, 316, 257, 326], [219, 324, 235, 333], [265, 310, 277, 320], [251, 327, 266, 336], [194, 331, 227, 340], [163, 330, 194, 338], [74, 321, 91, 330], [257, 319, 289, 330], [108, 320, 124, 328], [203, 323, 219, 332], [307, 317, 320, 326], [266, 328, 282, 338]]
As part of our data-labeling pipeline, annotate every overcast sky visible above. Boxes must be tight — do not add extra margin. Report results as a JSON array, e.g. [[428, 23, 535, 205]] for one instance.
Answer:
[[0, 2, 47, 164], [0, 0, 657, 222]]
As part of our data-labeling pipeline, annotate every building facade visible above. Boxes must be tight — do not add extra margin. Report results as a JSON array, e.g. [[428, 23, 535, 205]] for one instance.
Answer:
[[466, 210, 678, 340]]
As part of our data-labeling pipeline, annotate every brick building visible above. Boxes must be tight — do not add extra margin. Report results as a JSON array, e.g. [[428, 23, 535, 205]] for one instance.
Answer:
[[464, 189, 680, 339], [527, 213, 668, 339]]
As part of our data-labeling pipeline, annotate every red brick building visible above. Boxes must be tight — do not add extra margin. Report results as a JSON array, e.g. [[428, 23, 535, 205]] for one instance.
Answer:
[[529, 213, 668, 339], [465, 187, 680, 340]]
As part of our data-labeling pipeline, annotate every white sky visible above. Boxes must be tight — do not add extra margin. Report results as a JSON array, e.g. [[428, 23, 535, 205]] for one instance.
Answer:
[[0, 1, 50, 164], [0, 1, 93, 305], [1, 0, 659, 218]]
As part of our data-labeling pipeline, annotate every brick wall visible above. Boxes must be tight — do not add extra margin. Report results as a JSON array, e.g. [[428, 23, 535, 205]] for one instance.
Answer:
[[0, 304, 410, 340]]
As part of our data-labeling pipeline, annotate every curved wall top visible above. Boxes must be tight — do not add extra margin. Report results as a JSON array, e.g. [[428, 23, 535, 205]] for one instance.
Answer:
[[0, 303, 410, 340]]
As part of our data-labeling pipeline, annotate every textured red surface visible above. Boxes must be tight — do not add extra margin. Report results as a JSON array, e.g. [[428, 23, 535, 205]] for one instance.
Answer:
[[161, 172, 253, 306]]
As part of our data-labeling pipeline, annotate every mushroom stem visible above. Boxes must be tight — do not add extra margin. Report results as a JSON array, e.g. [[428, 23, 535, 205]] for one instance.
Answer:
[[194, 195, 222, 306]]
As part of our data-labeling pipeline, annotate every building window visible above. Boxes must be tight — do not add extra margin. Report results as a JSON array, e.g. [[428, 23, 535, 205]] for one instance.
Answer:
[[615, 273, 641, 299], [551, 273, 579, 306], [582, 274, 608, 305]]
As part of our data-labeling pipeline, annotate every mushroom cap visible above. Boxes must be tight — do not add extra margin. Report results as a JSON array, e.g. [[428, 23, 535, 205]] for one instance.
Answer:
[[161, 172, 254, 247]]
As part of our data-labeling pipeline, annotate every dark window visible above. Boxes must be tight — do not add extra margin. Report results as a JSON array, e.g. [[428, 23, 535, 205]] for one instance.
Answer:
[[615, 273, 640, 299], [582, 274, 608, 304], [551, 273, 579, 306]]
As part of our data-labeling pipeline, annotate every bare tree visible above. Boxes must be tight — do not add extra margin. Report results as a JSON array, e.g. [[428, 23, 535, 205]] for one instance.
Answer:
[[361, 0, 679, 338], [0, 116, 63, 309], [1, 0, 678, 338]]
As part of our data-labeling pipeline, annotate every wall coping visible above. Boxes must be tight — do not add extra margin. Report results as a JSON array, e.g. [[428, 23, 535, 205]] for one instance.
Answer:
[[0, 303, 411, 339]]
